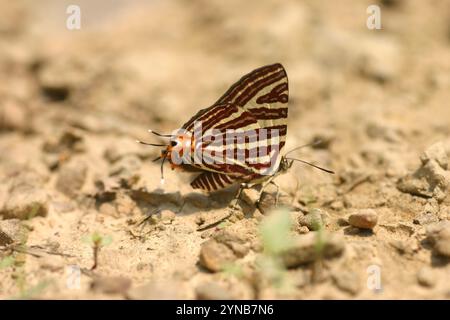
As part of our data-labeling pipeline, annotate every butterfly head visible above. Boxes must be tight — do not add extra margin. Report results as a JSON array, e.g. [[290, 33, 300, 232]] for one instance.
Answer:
[[137, 130, 199, 184]]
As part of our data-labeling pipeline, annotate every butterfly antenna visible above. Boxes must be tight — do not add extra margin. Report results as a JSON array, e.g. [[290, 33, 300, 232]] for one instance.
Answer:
[[136, 140, 166, 147], [160, 155, 167, 185], [148, 129, 172, 138], [286, 157, 335, 174], [285, 140, 324, 157]]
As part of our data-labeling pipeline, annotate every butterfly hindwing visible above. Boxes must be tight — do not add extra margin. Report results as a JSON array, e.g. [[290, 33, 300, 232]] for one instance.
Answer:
[[191, 171, 239, 191]]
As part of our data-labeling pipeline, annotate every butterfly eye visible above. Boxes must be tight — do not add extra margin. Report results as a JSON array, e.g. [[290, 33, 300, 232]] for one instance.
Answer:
[[170, 140, 177, 147]]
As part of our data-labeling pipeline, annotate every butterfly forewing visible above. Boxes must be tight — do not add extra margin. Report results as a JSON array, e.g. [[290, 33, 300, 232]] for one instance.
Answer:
[[182, 63, 289, 191]]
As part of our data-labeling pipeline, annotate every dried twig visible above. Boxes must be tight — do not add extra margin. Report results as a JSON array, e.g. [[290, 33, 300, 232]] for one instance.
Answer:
[[1, 244, 75, 258], [342, 174, 371, 194], [196, 211, 232, 231]]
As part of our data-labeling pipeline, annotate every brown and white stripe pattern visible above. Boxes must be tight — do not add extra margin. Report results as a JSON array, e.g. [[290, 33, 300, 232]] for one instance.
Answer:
[[191, 171, 238, 191], [182, 64, 288, 132], [178, 63, 289, 192]]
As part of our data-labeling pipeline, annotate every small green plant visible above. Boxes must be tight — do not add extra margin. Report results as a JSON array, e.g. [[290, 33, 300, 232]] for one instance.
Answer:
[[0, 255, 15, 269], [312, 223, 325, 283], [9, 223, 32, 297], [314, 223, 325, 254], [0, 222, 51, 299], [12, 280, 52, 300], [221, 262, 244, 278], [260, 209, 293, 255], [83, 232, 113, 247], [83, 232, 112, 270], [26, 202, 45, 220], [257, 209, 295, 292], [255, 255, 286, 289], [217, 221, 231, 230]]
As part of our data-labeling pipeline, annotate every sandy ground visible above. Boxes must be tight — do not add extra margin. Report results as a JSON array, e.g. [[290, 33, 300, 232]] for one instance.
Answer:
[[0, 0, 450, 299]]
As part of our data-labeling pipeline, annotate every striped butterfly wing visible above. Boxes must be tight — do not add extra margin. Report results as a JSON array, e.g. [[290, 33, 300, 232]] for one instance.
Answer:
[[190, 171, 238, 192], [215, 63, 288, 124], [183, 63, 288, 133], [185, 63, 289, 191]]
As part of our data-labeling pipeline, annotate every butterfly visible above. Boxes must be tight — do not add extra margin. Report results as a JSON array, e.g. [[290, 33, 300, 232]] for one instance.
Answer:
[[138, 63, 333, 217]]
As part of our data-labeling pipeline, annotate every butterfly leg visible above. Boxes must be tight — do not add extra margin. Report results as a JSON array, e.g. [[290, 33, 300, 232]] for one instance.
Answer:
[[254, 178, 275, 211], [270, 180, 280, 207], [230, 183, 248, 210], [196, 183, 247, 231]]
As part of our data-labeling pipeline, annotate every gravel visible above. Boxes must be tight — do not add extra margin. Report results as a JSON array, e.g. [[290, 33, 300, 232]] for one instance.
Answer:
[[348, 209, 378, 230]]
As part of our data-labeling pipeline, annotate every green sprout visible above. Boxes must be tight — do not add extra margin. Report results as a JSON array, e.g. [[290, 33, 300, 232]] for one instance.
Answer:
[[221, 262, 244, 278], [314, 223, 325, 255], [27, 202, 43, 220], [83, 232, 113, 247], [83, 232, 112, 270], [260, 209, 293, 255], [14, 280, 52, 300], [0, 255, 15, 269], [257, 209, 295, 291], [312, 223, 325, 283], [217, 221, 231, 230]]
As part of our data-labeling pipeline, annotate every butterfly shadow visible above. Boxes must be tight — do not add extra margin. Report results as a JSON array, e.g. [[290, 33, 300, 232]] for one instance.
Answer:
[[181, 186, 258, 217], [342, 226, 375, 237], [130, 184, 261, 231]]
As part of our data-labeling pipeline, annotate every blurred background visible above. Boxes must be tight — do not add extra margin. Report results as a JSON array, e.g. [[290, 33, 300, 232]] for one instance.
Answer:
[[0, 0, 449, 299]]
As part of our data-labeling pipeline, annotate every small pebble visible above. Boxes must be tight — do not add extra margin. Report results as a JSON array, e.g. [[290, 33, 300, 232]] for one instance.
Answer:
[[241, 188, 259, 206], [91, 276, 132, 295], [1, 190, 48, 220], [99, 202, 117, 216], [330, 200, 344, 211], [159, 210, 176, 223], [280, 232, 345, 267], [0, 219, 26, 245], [420, 142, 448, 170], [332, 270, 361, 295], [126, 281, 180, 300], [426, 221, 450, 258], [199, 239, 237, 272], [298, 209, 325, 231], [195, 282, 233, 300], [348, 209, 378, 230], [416, 267, 436, 288], [297, 226, 309, 234], [55, 161, 87, 198]]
